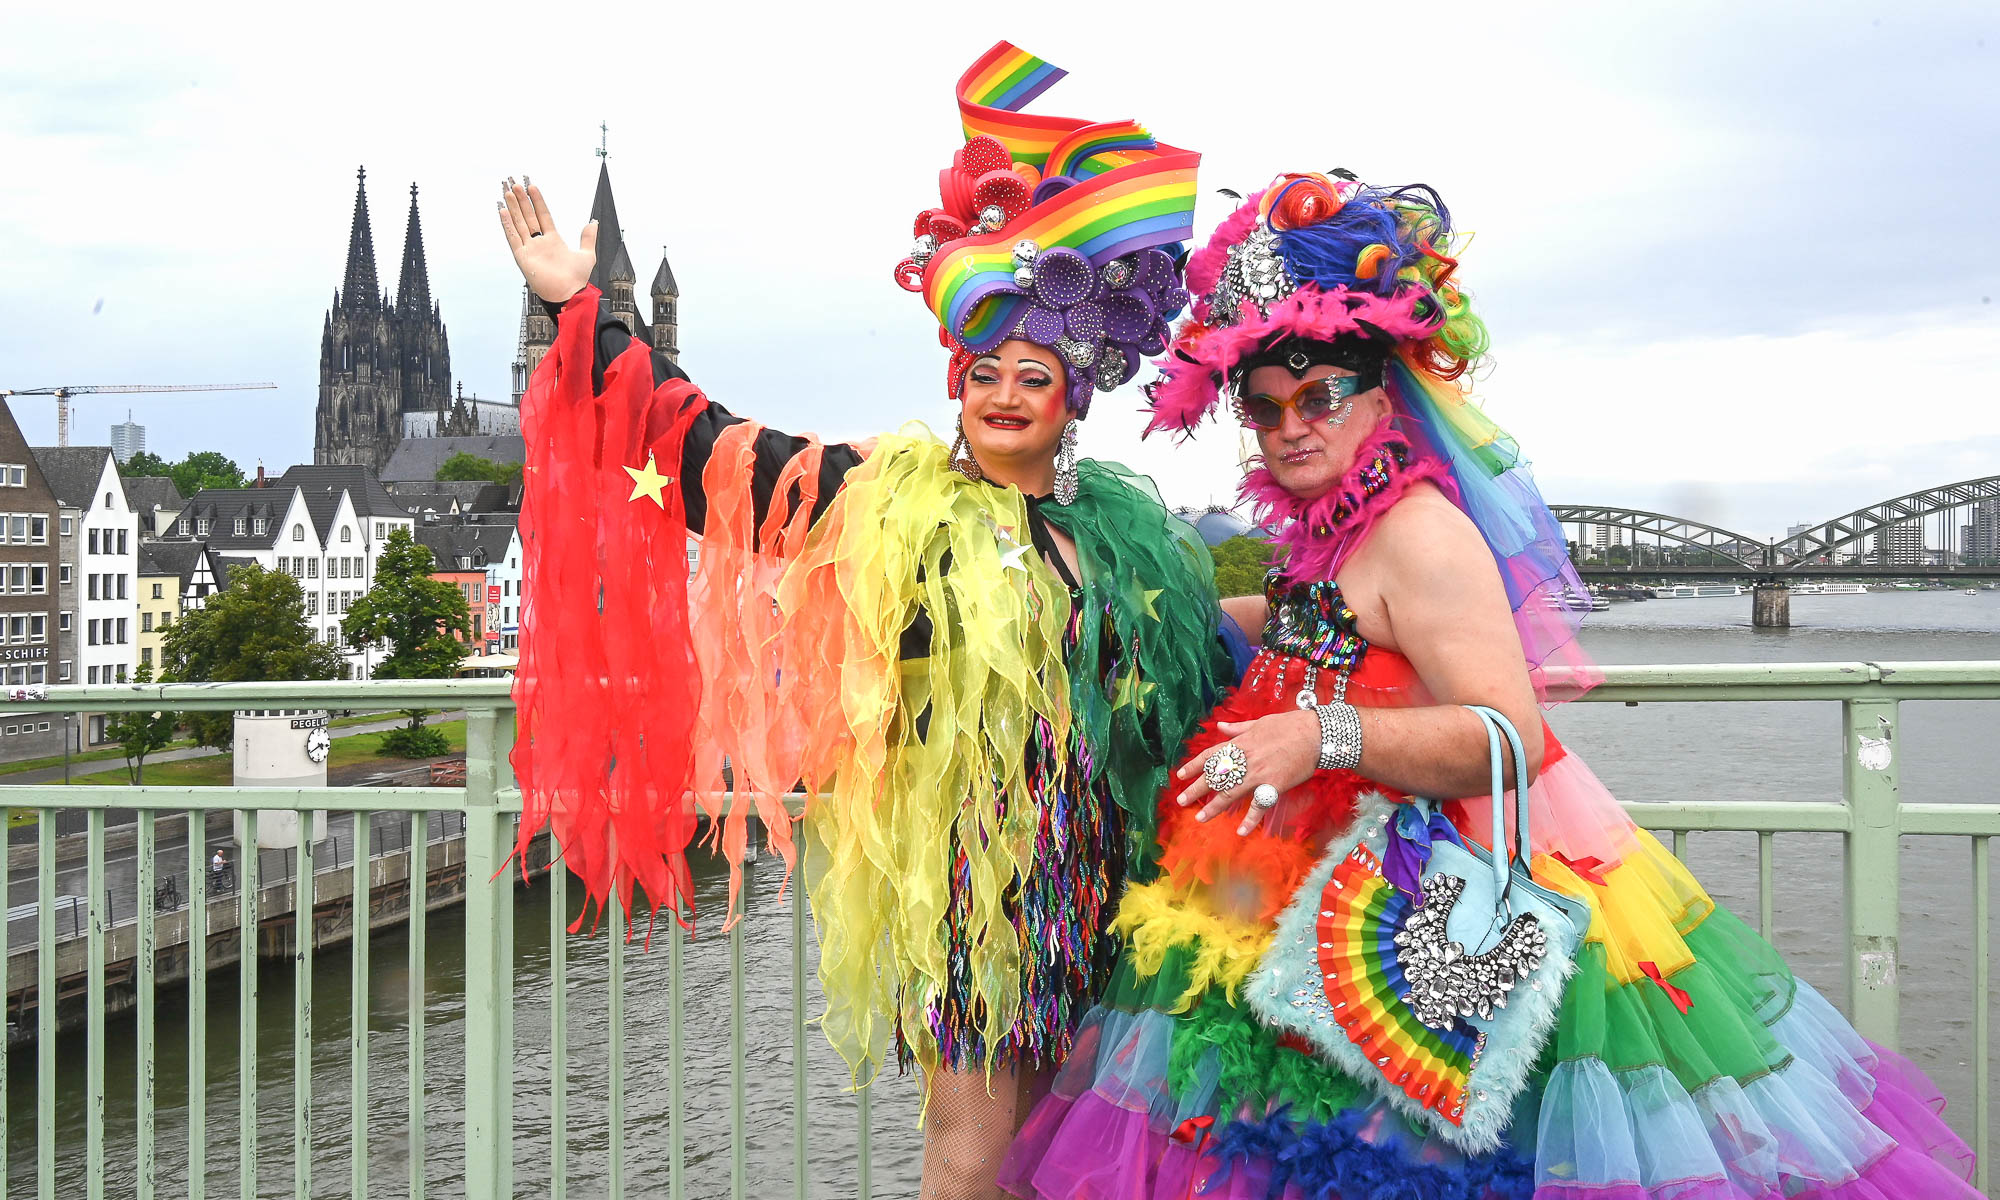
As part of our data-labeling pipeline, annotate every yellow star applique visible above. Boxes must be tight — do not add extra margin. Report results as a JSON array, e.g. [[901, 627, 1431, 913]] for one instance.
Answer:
[[1111, 664, 1156, 712], [1141, 588, 1164, 621], [624, 453, 674, 508]]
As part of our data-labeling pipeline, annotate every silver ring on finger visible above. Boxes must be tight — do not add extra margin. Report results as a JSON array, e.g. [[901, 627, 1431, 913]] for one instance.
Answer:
[[1202, 744, 1249, 794], [1251, 784, 1279, 810]]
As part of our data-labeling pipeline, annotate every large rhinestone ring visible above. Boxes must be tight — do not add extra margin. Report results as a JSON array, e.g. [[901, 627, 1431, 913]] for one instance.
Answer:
[[1202, 744, 1250, 794], [1251, 784, 1279, 810]]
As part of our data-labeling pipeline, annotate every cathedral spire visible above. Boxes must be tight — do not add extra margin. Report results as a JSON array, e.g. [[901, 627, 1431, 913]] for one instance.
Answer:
[[343, 166, 380, 308], [397, 181, 432, 313]]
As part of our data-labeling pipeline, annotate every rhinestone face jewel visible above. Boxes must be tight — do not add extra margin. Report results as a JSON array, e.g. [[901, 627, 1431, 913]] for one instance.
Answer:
[[1391, 873, 1548, 1032]]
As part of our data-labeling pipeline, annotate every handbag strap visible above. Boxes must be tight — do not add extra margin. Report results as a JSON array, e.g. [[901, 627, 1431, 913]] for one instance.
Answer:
[[1464, 705, 1535, 899]]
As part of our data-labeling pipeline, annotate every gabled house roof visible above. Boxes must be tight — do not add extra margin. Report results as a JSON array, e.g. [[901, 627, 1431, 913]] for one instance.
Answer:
[[123, 476, 186, 517], [169, 487, 301, 551], [274, 465, 408, 540], [28, 446, 117, 511]]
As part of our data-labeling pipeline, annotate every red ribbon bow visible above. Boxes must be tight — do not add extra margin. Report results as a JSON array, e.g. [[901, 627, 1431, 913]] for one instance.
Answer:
[[1555, 853, 1611, 886], [1639, 961, 1694, 1013], [1171, 1115, 1216, 1200]]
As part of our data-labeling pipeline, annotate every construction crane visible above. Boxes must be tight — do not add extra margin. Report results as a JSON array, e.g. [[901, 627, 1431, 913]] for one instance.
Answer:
[[0, 382, 277, 447]]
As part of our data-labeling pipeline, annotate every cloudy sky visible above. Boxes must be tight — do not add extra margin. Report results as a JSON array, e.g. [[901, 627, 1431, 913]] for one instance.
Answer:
[[3, 1, 1994, 540]]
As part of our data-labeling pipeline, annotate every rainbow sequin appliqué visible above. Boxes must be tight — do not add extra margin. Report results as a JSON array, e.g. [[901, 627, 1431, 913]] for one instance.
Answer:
[[1314, 843, 1485, 1125]]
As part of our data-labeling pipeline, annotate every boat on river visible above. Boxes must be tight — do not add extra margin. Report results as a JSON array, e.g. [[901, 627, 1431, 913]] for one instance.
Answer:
[[1795, 582, 1870, 595], [1653, 584, 1745, 599]]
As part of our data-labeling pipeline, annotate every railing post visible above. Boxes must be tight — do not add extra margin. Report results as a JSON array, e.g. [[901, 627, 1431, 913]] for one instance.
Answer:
[[1842, 696, 1901, 1048], [461, 707, 516, 1200]]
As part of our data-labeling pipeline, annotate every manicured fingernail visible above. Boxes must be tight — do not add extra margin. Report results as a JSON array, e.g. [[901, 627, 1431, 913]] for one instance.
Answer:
[[523, 174, 531, 186]]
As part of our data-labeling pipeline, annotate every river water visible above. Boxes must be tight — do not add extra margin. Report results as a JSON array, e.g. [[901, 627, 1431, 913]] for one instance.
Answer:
[[8, 588, 1999, 1196]]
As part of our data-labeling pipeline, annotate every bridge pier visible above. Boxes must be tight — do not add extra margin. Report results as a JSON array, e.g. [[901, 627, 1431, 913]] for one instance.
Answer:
[[1753, 581, 1791, 628]]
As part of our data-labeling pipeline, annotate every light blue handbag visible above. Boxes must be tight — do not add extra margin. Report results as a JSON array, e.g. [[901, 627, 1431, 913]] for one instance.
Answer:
[[1246, 705, 1591, 1154]]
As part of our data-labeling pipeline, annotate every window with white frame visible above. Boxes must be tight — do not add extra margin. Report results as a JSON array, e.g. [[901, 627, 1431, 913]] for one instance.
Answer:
[[58, 612, 70, 632], [252, 518, 266, 536], [61, 517, 74, 537], [0, 464, 23, 486], [195, 518, 210, 535], [58, 565, 70, 586], [176, 517, 189, 536], [292, 524, 304, 541], [341, 527, 352, 543], [31, 614, 46, 643], [307, 559, 318, 578], [31, 515, 47, 543], [375, 522, 385, 538], [30, 565, 46, 594], [232, 518, 246, 536], [59, 661, 70, 682]]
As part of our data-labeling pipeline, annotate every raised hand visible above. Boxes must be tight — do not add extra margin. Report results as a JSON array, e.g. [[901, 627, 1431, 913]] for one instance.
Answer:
[[498, 177, 598, 304]]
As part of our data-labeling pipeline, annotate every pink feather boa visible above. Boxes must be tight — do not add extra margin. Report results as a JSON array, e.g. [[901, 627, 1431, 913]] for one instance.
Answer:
[[1146, 185, 1441, 440], [1240, 420, 1456, 584]]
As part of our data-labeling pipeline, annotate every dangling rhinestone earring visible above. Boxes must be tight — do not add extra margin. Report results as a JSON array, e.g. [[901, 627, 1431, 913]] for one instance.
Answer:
[[950, 415, 983, 481], [1052, 419, 1080, 505]]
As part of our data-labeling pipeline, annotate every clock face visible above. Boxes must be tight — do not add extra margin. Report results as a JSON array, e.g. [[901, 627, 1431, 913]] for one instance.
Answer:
[[305, 727, 331, 763]]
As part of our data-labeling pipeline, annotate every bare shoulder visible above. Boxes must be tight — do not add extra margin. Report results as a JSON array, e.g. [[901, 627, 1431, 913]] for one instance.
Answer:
[[1369, 482, 1490, 574]]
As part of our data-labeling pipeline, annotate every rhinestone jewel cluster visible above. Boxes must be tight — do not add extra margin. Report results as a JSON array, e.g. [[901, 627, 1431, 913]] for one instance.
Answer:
[[1207, 227, 1296, 327], [1393, 873, 1549, 1031]]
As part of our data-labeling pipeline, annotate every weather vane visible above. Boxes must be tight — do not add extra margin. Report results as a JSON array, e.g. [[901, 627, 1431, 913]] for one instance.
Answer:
[[596, 122, 609, 161]]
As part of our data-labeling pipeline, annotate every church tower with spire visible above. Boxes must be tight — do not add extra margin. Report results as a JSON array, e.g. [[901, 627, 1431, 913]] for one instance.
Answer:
[[317, 168, 455, 470], [514, 131, 682, 395]]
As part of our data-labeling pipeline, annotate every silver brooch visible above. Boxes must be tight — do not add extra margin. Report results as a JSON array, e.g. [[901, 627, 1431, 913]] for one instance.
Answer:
[[1053, 335, 1097, 369], [1392, 873, 1548, 1031], [1094, 343, 1130, 390]]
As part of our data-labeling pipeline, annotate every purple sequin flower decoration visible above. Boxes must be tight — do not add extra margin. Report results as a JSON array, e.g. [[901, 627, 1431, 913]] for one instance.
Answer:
[[1006, 245, 1187, 418]]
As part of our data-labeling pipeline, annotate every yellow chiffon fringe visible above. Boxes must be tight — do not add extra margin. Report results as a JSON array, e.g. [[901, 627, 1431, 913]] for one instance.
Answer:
[[1532, 825, 1714, 987], [778, 426, 1074, 1082]]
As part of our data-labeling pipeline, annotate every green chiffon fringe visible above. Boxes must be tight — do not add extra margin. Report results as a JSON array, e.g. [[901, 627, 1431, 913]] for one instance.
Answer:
[[1048, 459, 1231, 880]]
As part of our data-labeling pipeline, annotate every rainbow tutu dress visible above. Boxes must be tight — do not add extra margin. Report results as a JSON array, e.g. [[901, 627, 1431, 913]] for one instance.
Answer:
[[1000, 573, 1981, 1200]]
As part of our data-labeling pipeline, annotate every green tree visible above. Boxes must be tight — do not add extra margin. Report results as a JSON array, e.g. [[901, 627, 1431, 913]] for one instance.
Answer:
[[435, 452, 521, 487], [341, 528, 470, 750], [160, 565, 345, 749], [166, 450, 248, 496], [1210, 534, 1278, 598], [102, 664, 181, 784], [118, 451, 172, 478]]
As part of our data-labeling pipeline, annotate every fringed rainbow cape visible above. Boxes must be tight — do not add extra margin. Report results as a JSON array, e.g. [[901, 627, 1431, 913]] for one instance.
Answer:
[[511, 286, 1226, 1077]]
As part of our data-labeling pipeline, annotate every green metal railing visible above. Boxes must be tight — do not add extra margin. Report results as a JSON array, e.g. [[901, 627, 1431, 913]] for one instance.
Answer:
[[0, 664, 1995, 1197]]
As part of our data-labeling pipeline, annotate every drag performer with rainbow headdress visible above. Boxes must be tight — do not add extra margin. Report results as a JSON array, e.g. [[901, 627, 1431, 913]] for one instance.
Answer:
[[498, 43, 1233, 1198], [999, 174, 1981, 1199]]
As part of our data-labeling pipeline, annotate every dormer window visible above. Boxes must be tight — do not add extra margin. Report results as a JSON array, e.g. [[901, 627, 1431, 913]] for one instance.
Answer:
[[252, 518, 267, 536], [177, 518, 189, 536], [195, 518, 211, 536], [232, 518, 246, 536]]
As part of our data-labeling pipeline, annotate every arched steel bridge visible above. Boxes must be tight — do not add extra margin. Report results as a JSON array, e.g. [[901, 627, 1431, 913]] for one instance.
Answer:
[[1552, 474, 2000, 580]]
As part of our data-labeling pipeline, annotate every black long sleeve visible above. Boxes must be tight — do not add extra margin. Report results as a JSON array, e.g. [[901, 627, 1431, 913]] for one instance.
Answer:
[[543, 296, 864, 538]]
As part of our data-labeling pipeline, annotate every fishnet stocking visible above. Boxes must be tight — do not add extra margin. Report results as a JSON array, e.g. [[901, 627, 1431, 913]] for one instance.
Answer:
[[918, 1059, 1052, 1200]]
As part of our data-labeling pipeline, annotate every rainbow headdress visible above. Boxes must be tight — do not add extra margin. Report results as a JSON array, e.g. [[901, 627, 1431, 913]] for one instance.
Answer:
[[893, 41, 1199, 417], [1146, 174, 1600, 700]]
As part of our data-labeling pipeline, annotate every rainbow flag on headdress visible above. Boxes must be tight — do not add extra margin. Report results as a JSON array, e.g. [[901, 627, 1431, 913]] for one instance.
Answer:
[[929, 42, 1200, 352]]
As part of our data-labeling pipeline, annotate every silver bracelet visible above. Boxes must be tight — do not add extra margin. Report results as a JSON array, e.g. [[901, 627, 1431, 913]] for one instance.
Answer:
[[1313, 702, 1363, 772]]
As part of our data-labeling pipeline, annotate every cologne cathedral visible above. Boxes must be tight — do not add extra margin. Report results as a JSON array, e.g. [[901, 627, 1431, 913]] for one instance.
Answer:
[[315, 167, 464, 470]]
